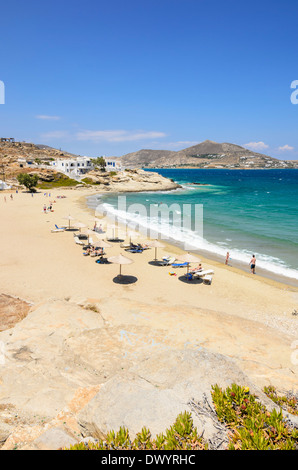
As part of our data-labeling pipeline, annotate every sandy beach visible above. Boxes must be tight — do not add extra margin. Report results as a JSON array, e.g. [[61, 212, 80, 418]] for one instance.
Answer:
[[0, 188, 297, 347], [0, 187, 297, 448]]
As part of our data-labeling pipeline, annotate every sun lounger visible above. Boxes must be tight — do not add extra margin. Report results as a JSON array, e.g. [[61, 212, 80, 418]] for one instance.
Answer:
[[194, 269, 214, 277], [159, 256, 176, 266], [203, 275, 213, 284], [74, 237, 84, 245], [54, 224, 65, 231], [190, 269, 214, 284], [172, 262, 189, 268], [125, 248, 144, 253]]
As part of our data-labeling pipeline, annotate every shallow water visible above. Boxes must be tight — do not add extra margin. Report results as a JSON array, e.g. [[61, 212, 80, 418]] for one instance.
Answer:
[[88, 169, 298, 282]]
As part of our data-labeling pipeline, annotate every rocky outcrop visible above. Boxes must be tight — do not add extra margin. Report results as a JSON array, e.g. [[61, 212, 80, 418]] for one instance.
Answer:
[[82, 169, 181, 192], [0, 297, 296, 450], [0, 294, 31, 332]]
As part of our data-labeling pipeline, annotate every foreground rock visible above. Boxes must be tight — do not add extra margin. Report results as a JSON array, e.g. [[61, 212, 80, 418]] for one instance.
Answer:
[[0, 298, 296, 450]]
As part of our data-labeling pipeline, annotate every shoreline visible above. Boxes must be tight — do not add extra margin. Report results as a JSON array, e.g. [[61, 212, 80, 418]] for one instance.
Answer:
[[0, 186, 297, 449], [84, 190, 298, 290]]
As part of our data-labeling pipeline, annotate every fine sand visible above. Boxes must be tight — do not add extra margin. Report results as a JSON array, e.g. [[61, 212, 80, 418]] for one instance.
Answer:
[[0, 188, 297, 392]]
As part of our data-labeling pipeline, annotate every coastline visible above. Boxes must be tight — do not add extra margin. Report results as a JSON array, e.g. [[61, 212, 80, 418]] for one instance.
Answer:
[[0, 186, 297, 449], [84, 190, 298, 289]]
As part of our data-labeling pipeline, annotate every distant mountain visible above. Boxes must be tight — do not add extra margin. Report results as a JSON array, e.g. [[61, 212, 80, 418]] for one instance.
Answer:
[[119, 149, 177, 168], [119, 140, 298, 169]]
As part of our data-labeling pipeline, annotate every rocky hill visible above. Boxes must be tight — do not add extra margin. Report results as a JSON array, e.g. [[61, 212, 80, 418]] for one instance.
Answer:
[[0, 141, 80, 179], [0, 140, 79, 162], [120, 140, 298, 169]]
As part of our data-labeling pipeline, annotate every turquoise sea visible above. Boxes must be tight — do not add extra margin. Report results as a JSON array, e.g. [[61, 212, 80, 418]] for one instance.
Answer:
[[88, 169, 298, 284]]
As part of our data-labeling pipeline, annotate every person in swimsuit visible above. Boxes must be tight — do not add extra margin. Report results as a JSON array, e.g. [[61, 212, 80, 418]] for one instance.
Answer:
[[250, 255, 256, 274]]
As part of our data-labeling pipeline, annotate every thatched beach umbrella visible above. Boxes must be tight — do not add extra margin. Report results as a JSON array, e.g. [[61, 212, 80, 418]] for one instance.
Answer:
[[108, 253, 134, 277], [148, 240, 165, 261], [94, 235, 112, 249], [73, 222, 86, 232], [63, 215, 75, 230], [176, 252, 201, 275], [82, 228, 95, 244], [127, 230, 141, 244], [107, 224, 119, 240]]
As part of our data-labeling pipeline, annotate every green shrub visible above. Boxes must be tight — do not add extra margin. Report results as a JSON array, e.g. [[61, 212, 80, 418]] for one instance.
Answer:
[[65, 412, 207, 450], [64, 384, 298, 451], [263, 385, 298, 416], [37, 175, 80, 189], [211, 383, 298, 450]]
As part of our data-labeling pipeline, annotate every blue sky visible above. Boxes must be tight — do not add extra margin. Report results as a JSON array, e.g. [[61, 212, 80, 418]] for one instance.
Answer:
[[1, 0, 298, 159]]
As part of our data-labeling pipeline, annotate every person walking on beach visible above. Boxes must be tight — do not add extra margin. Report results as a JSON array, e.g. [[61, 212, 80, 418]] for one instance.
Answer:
[[249, 255, 256, 274], [225, 252, 230, 265]]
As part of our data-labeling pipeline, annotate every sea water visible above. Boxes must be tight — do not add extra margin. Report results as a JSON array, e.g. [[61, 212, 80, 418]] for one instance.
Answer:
[[87, 169, 298, 283]]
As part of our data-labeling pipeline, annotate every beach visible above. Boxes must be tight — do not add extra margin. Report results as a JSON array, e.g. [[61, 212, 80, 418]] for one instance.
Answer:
[[0, 187, 297, 343], [0, 187, 297, 448]]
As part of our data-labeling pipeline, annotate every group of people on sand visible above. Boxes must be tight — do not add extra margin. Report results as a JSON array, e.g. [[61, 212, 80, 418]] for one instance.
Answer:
[[43, 201, 55, 213], [225, 251, 256, 274], [83, 246, 105, 257]]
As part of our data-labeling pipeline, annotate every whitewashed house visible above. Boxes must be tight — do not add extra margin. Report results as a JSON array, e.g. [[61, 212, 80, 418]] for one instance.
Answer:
[[50, 156, 94, 177], [104, 157, 122, 171], [50, 156, 123, 178]]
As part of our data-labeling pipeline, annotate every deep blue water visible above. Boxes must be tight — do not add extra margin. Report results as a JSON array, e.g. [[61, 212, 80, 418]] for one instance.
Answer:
[[90, 169, 298, 281]]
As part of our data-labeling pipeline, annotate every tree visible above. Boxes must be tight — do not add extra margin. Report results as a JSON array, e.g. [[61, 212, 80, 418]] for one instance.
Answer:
[[17, 173, 39, 192], [93, 156, 106, 171]]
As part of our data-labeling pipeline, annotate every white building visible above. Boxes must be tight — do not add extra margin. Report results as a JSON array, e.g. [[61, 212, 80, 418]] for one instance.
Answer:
[[50, 156, 123, 178], [104, 157, 122, 171], [50, 156, 93, 177]]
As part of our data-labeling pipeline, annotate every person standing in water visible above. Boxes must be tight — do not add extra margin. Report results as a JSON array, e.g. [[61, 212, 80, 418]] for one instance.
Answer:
[[225, 252, 230, 265], [250, 255, 256, 274]]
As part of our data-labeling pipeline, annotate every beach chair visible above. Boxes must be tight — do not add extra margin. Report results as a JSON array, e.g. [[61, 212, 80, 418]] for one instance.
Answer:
[[192, 269, 214, 284], [203, 275, 213, 284], [54, 224, 65, 231], [125, 247, 144, 253], [159, 256, 176, 266], [194, 269, 214, 278], [74, 236, 84, 245], [171, 262, 189, 268]]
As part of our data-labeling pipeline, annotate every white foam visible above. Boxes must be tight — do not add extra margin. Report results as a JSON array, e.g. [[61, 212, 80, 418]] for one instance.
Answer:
[[95, 200, 298, 281]]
